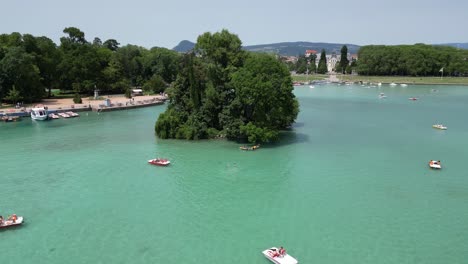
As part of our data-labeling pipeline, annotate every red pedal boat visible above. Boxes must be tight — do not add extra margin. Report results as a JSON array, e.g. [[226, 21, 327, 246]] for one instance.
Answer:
[[148, 158, 171, 166]]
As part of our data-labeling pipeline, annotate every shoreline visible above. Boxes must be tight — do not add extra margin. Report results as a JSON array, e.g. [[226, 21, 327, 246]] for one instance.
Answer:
[[291, 74, 468, 86], [0, 95, 168, 117]]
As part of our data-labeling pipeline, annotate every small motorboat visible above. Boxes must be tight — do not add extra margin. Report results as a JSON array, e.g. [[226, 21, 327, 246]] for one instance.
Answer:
[[262, 247, 298, 264], [408, 97, 418, 100], [378, 93, 387, 99], [309, 85, 315, 89], [401, 84, 408, 87], [31, 105, 48, 121], [429, 160, 442, 169], [389, 82, 397, 86], [432, 124, 447, 130], [0, 214, 24, 229], [240, 144, 260, 151], [148, 158, 171, 166]]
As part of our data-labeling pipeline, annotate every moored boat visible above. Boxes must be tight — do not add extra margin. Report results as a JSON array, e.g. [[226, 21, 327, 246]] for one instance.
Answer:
[[48, 113, 60, 119], [408, 97, 418, 100], [379, 93, 387, 99], [148, 158, 171, 166], [432, 124, 447, 130], [429, 160, 442, 169], [31, 105, 48, 121], [1, 115, 21, 122], [58, 112, 71, 118], [65, 111, 80, 117], [0, 214, 24, 229], [262, 247, 298, 264]]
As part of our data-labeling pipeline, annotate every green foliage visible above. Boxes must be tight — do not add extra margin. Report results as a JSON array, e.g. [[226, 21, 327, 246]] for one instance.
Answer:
[[143, 74, 166, 94], [0, 28, 181, 104], [124, 89, 132, 98], [317, 49, 328, 74], [339, 45, 349, 74], [4, 85, 22, 103], [356, 44, 468, 76], [73, 93, 82, 103], [155, 30, 299, 143]]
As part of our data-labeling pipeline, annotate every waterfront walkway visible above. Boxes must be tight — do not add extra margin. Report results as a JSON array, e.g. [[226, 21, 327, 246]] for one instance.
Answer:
[[0, 95, 167, 117]]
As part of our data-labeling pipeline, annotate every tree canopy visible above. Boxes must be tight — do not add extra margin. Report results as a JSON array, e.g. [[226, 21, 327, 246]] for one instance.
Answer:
[[356, 44, 468, 76], [317, 49, 328, 74], [155, 30, 299, 143], [0, 28, 181, 103]]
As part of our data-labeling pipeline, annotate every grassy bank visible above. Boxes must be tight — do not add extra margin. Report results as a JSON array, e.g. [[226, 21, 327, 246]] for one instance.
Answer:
[[337, 75, 468, 85], [291, 74, 328, 82], [291, 74, 468, 85]]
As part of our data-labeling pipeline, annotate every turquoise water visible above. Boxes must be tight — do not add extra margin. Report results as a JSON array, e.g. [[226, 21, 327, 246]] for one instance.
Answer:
[[1, 84, 468, 263]]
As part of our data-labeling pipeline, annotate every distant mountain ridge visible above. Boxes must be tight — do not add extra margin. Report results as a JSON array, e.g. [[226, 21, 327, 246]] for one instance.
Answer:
[[435, 43, 468, 49], [173, 40, 468, 56], [173, 40, 360, 55]]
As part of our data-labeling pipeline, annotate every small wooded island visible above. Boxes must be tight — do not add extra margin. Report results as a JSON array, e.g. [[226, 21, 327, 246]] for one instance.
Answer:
[[155, 30, 299, 143]]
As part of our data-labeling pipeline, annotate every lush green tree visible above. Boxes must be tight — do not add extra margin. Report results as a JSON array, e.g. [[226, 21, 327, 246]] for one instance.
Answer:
[[317, 49, 328, 74], [4, 85, 22, 103], [156, 30, 299, 143], [295, 55, 308, 74], [143, 74, 166, 94], [339, 45, 349, 74], [0, 47, 44, 102], [308, 54, 317, 74], [103, 39, 120, 51]]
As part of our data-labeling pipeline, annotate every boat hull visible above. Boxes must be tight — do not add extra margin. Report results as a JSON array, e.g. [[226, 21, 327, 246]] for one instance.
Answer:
[[0, 216, 24, 229], [262, 248, 298, 264], [148, 159, 170, 166]]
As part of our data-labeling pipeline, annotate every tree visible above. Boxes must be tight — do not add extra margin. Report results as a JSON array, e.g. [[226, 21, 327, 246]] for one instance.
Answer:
[[143, 74, 166, 94], [155, 30, 299, 143], [103, 39, 120, 51], [339, 45, 349, 74], [0, 47, 44, 102], [4, 85, 22, 103], [308, 54, 317, 74], [317, 49, 328, 74]]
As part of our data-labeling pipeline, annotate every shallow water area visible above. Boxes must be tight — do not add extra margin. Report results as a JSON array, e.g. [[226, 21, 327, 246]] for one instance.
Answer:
[[1, 83, 468, 263]]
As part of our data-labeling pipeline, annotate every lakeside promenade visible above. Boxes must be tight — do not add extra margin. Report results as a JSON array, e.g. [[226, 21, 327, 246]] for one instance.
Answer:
[[0, 95, 168, 117]]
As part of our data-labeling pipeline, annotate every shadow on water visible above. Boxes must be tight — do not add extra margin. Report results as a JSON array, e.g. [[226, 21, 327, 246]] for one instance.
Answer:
[[264, 131, 309, 148]]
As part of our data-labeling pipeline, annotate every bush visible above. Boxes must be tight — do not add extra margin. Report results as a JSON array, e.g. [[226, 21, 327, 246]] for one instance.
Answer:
[[73, 94, 82, 104], [124, 89, 132, 99]]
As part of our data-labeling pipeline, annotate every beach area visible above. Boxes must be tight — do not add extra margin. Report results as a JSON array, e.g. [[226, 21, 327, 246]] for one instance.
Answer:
[[0, 94, 168, 117]]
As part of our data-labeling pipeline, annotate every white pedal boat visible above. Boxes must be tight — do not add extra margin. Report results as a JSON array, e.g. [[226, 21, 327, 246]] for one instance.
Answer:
[[429, 160, 441, 169], [0, 216, 24, 229], [262, 247, 298, 264]]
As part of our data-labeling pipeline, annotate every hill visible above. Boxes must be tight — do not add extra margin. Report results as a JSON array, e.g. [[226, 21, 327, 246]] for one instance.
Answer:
[[173, 40, 360, 55]]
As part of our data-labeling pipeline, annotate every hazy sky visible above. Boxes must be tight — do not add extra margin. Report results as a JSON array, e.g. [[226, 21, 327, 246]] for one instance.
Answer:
[[1, 0, 466, 49]]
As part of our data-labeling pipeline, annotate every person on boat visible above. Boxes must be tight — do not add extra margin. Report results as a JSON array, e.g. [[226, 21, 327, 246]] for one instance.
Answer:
[[279, 246, 286, 256], [0, 215, 3, 225], [269, 248, 280, 258], [8, 214, 17, 223]]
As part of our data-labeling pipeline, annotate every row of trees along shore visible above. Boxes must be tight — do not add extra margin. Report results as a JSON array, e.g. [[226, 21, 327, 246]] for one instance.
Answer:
[[356, 44, 468, 76], [155, 30, 299, 143], [0, 27, 181, 103], [285, 44, 468, 76]]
